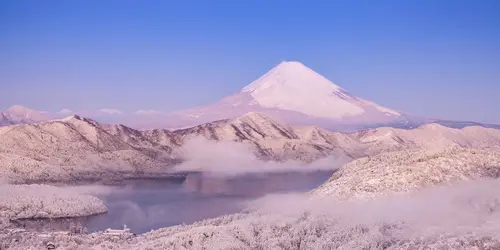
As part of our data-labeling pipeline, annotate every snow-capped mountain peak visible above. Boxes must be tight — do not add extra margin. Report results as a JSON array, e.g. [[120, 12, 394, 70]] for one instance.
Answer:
[[162, 61, 403, 130], [59, 114, 84, 122], [241, 61, 368, 118], [242, 61, 343, 93]]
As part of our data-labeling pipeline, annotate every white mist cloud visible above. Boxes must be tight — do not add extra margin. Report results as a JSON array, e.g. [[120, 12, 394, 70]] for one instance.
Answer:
[[245, 178, 500, 236], [172, 137, 350, 176], [99, 108, 123, 115], [153, 178, 500, 249], [93, 177, 500, 249], [57, 109, 74, 115], [134, 110, 166, 115]]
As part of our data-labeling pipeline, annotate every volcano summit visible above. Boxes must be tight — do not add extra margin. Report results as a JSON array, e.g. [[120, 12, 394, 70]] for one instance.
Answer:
[[162, 61, 412, 131]]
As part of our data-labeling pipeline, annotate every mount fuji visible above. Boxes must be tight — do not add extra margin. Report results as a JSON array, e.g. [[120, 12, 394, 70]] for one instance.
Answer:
[[2, 61, 498, 131], [157, 61, 418, 131]]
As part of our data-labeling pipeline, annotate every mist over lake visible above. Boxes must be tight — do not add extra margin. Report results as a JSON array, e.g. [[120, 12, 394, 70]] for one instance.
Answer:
[[63, 171, 333, 234]]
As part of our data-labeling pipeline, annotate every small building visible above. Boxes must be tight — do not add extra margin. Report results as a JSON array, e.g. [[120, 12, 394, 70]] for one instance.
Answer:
[[103, 225, 134, 236]]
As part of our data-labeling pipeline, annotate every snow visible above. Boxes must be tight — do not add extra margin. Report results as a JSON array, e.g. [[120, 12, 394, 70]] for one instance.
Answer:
[[163, 61, 405, 130], [1, 112, 500, 183], [0, 112, 354, 183], [361, 100, 400, 115], [6, 178, 500, 249], [0, 184, 107, 220], [311, 148, 500, 199], [241, 61, 366, 118], [1, 113, 500, 249], [59, 115, 82, 122]]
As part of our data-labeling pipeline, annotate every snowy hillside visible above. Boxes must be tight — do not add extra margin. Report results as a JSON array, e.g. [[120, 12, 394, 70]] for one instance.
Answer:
[[0, 115, 180, 183], [0, 112, 499, 183], [0, 113, 350, 183], [2, 113, 500, 249], [170, 112, 354, 163], [311, 148, 500, 199], [0, 184, 106, 220]]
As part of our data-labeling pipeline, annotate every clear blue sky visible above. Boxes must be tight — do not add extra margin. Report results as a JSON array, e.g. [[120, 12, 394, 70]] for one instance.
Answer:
[[1, 0, 499, 123]]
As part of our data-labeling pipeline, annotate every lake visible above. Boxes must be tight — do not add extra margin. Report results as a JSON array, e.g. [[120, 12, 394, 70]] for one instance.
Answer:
[[14, 171, 334, 234]]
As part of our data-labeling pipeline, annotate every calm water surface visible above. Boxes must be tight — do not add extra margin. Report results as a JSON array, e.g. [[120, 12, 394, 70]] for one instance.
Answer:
[[16, 171, 333, 234]]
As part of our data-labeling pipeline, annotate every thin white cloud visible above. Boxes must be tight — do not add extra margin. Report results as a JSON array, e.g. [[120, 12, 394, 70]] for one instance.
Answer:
[[57, 109, 73, 115], [134, 109, 165, 115], [99, 108, 123, 115]]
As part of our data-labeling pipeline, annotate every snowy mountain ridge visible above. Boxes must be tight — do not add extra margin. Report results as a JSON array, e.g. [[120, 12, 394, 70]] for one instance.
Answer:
[[0, 112, 500, 183]]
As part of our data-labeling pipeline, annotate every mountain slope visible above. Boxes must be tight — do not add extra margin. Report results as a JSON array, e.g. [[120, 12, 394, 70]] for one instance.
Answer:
[[352, 123, 500, 156], [1, 112, 499, 183], [240, 61, 399, 119], [311, 148, 500, 199], [0, 113, 354, 183], [0, 115, 179, 183], [160, 61, 409, 130], [168, 116, 500, 161], [170, 112, 354, 163]]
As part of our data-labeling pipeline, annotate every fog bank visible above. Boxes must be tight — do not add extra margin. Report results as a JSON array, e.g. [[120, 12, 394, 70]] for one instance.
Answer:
[[172, 137, 351, 176]]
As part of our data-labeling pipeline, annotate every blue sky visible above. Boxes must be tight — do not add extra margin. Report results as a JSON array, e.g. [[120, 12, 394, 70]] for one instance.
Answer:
[[1, 0, 499, 123]]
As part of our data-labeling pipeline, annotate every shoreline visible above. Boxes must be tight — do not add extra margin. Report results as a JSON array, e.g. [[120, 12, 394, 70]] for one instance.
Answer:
[[2, 170, 336, 235]]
